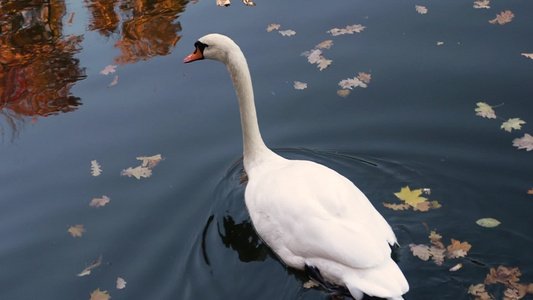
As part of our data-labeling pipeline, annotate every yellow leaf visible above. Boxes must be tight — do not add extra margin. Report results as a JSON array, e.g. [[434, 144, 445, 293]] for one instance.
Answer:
[[394, 186, 428, 207], [68, 224, 86, 237], [501, 118, 526, 132], [475, 102, 497, 119], [476, 218, 501, 228], [90, 288, 111, 300]]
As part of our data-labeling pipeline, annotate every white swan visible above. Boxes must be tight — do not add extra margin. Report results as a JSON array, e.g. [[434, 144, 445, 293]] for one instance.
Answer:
[[184, 33, 409, 300]]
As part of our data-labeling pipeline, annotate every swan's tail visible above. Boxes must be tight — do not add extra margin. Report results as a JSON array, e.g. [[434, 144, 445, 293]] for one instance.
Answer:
[[342, 257, 409, 300]]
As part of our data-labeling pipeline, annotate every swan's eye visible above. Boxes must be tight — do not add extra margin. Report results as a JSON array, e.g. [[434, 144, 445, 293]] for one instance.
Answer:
[[194, 41, 208, 54]]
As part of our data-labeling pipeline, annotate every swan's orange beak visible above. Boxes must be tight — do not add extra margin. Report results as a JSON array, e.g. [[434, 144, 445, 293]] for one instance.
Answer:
[[184, 45, 204, 63]]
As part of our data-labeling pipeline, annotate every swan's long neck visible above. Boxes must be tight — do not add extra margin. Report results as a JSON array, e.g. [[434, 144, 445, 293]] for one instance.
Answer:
[[225, 50, 274, 171]]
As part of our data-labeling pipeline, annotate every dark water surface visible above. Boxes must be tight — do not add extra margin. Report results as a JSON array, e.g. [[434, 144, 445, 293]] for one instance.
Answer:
[[1, 0, 532, 299]]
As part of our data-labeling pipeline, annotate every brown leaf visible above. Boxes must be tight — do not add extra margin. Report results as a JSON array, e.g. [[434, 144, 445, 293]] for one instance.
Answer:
[[527, 188, 533, 195], [489, 10, 514, 25], [468, 283, 492, 300], [382, 202, 411, 210], [485, 266, 521, 286], [90, 196, 110, 208], [447, 239, 472, 258], [68, 224, 86, 237], [414, 201, 430, 212], [409, 244, 431, 261], [357, 72, 371, 84], [428, 246, 446, 266], [90, 288, 111, 300], [429, 230, 444, 249], [77, 254, 102, 277]]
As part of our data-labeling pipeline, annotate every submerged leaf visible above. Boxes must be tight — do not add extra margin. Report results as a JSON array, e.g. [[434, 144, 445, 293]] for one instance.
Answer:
[[90, 195, 110, 208], [337, 89, 351, 98], [78, 254, 102, 277], [68, 224, 86, 237], [476, 218, 501, 228]]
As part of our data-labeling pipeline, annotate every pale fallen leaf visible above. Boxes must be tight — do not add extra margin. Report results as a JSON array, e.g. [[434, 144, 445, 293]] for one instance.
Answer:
[[279, 30, 296, 37], [429, 200, 442, 209], [357, 72, 371, 84], [121, 166, 152, 179], [316, 40, 333, 49], [513, 133, 533, 151], [476, 217, 501, 228], [409, 244, 431, 261], [90, 195, 110, 208], [415, 5, 428, 14], [428, 246, 446, 265], [294, 81, 307, 90], [475, 102, 497, 119], [338, 77, 367, 90], [522, 53, 533, 59], [449, 263, 463, 272], [327, 24, 365, 36], [429, 231, 444, 249], [108, 75, 118, 87], [216, 0, 230, 6], [68, 224, 86, 237], [473, 0, 490, 9], [100, 65, 117, 75], [242, 0, 255, 6], [337, 89, 351, 98], [382, 202, 411, 210], [489, 10, 514, 25], [137, 154, 163, 169], [468, 283, 492, 300], [437, 41, 444, 46], [77, 254, 102, 277], [267, 24, 281, 32], [116, 277, 127, 289], [414, 201, 430, 212], [90, 288, 111, 300], [303, 280, 319, 289], [91, 160, 102, 177], [501, 118, 526, 132]]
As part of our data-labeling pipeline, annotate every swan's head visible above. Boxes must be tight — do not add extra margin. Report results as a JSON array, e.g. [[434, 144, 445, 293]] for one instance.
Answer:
[[183, 34, 240, 64]]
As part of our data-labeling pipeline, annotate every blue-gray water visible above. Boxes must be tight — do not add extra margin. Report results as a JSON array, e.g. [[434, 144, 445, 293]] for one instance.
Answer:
[[1, 0, 532, 299]]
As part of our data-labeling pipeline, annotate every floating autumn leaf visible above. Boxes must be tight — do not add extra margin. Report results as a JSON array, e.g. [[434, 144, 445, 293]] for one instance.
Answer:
[[116, 277, 127, 289], [100, 65, 117, 75], [522, 53, 533, 60], [501, 118, 526, 132], [339, 77, 367, 90], [90, 195, 110, 208], [414, 201, 431, 212], [108, 75, 118, 87], [337, 90, 351, 98], [294, 81, 307, 90], [394, 186, 428, 207], [90, 288, 110, 300], [302, 49, 332, 71], [415, 5, 428, 14], [78, 254, 102, 277], [468, 283, 492, 300], [528, 189, 533, 195], [121, 166, 152, 179], [429, 230, 444, 249], [475, 102, 497, 119], [485, 266, 521, 286], [356, 72, 371, 84], [409, 244, 431, 261], [316, 40, 333, 49], [473, 0, 490, 9], [449, 263, 463, 272], [437, 41, 444, 46], [513, 133, 533, 151], [66, 12, 75, 24], [447, 239, 472, 259], [489, 10, 514, 25], [327, 24, 365, 36], [91, 160, 102, 177], [137, 154, 164, 169], [279, 30, 296, 37], [476, 217, 501, 228], [242, 0, 255, 6], [429, 246, 446, 266], [68, 224, 86, 237], [216, 0, 230, 6], [266, 24, 281, 32], [382, 202, 411, 211]]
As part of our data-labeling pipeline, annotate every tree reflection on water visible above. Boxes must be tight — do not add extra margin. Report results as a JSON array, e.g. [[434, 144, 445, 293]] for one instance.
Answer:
[[0, 0, 187, 140]]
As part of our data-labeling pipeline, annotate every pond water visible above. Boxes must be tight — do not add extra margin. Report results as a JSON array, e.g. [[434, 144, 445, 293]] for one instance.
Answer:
[[1, 0, 532, 299]]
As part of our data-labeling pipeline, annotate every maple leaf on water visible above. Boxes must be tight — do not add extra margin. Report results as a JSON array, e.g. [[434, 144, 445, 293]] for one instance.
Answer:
[[279, 30, 296, 37], [394, 186, 428, 207], [78, 254, 102, 277], [489, 10, 514, 25], [68, 224, 86, 237], [90, 288, 110, 300], [294, 81, 307, 90], [522, 53, 533, 60], [415, 5, 428, 14], [473, 0, 490, 9], [501, 118, 526, 132], [91, 160, 102, 177], [90, 195, 110, 208], [327, 24, 365, 36], [266, 24, 281, 32], [475, 102, 497, 119], [446, 239, 472, 259], [485, 266, 521, 286], [100, 65, 117, 75], [513, 133, 533, 151]]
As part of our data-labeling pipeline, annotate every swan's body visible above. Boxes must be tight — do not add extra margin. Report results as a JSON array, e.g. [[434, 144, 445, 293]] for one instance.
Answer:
[[184, 34, 409, 300]]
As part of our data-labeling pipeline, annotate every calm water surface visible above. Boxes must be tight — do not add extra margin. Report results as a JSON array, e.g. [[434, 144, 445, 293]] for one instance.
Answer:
[[1, 0, 532, 299]]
